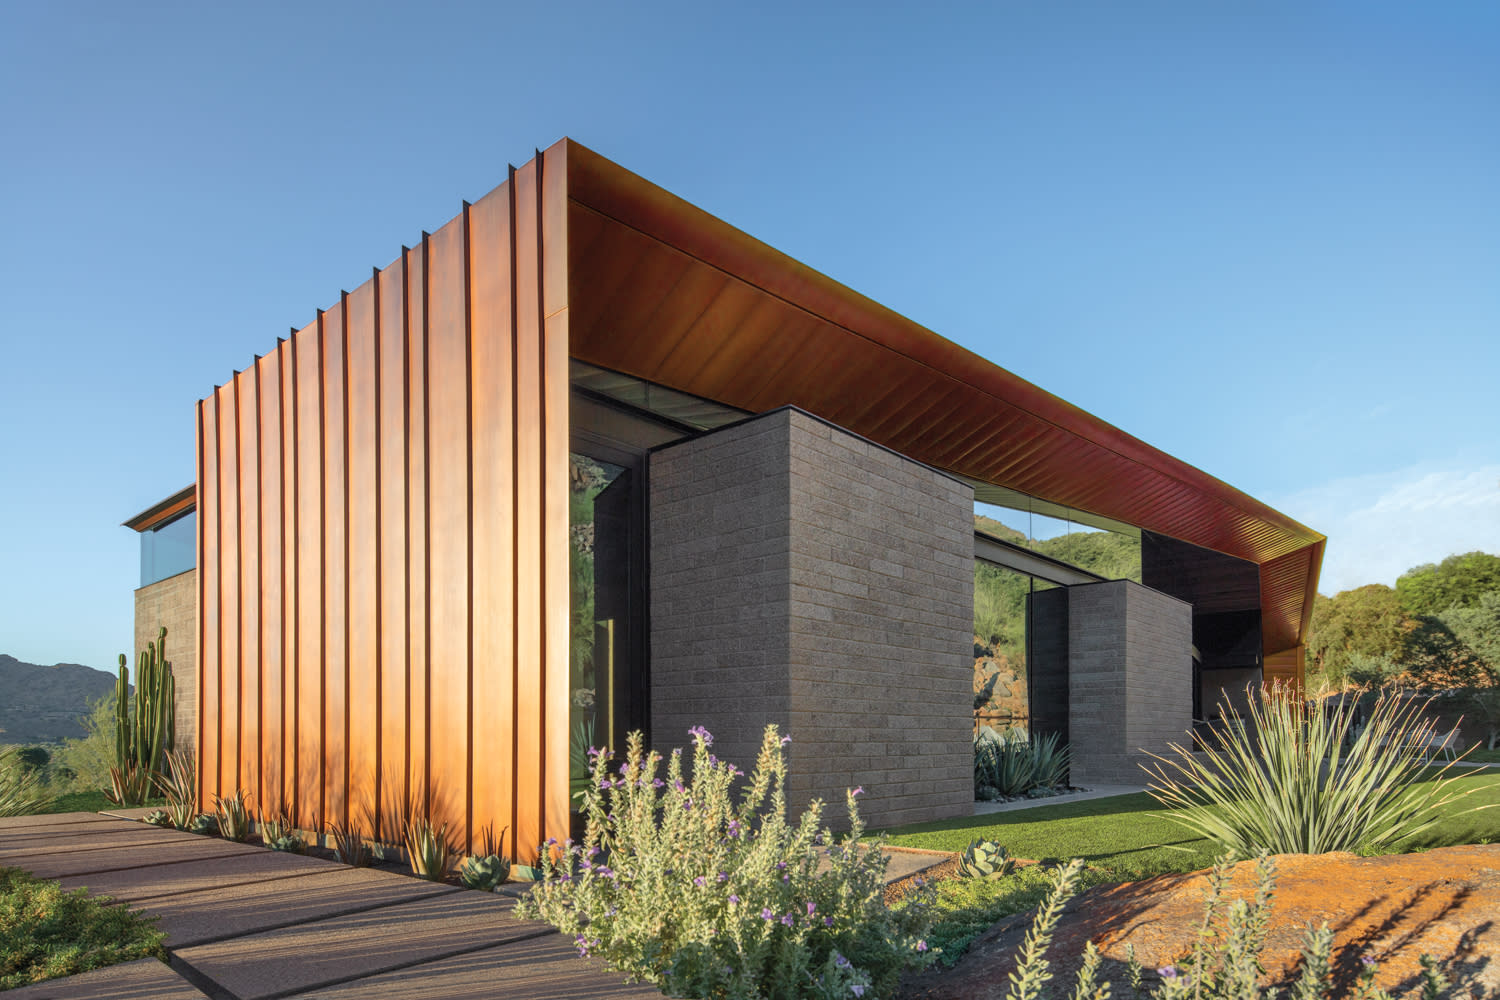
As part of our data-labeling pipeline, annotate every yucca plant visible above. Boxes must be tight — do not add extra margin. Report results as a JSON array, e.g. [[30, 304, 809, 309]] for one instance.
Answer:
[[1144, 685, 1481, 858], [154, 748, 197, 829], [403, 815, 455, 881], [958, 838, 1016, 880], [106, 763, 154, 807], [330, 821, 373, 867], [0, 746, 53, 817]]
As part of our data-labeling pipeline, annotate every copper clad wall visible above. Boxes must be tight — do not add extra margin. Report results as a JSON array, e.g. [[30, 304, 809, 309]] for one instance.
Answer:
[[195, 150, 570, 858]]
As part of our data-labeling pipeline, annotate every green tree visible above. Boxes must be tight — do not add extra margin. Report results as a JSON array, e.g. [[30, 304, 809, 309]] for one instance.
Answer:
[[1395, 551, 1500, 616], [1305, 584, 1405, 685]]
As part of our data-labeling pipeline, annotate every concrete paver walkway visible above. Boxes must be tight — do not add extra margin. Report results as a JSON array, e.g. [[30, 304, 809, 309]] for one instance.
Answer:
[[0, 812, 663, 999]]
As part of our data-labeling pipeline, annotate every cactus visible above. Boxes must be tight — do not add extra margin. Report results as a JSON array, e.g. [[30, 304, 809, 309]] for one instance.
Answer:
[[459, 853, 511, 891], [114, 626, 175, 784], [958, 838, 1016, 880]]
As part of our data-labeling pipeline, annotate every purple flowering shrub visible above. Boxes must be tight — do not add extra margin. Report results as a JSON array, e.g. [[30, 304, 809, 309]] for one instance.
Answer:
[[515, 724, 935, 999]]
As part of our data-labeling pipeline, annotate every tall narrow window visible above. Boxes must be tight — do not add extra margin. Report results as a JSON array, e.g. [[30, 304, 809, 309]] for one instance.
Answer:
[[568, 453, 634, 803]]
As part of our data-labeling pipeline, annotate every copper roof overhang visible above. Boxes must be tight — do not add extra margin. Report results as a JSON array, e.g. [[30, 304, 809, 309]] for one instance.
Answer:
[[123, 485, 196, 532], [557, 140, 1325, 655]]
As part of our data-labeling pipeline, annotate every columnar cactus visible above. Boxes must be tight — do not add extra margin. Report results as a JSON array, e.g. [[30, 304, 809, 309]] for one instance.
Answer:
[[115, 626, 175, 775]]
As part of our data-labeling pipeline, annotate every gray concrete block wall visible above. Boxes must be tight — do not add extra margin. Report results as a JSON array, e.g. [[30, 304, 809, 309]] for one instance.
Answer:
[[649, 414, 794, 777], [650, 408, 974, 830], [1067, 580, 1191, 786], [134, 569, 197, 752]]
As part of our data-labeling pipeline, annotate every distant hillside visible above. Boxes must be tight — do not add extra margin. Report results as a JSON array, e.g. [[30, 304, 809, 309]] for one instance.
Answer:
[[0, 654, 117, 745]]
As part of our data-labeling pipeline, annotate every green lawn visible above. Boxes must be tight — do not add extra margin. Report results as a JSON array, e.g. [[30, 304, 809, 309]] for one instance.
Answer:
[[25, 789, 164, 815]]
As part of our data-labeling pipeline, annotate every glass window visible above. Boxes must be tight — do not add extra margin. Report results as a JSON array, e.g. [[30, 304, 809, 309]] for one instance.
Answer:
[[569, 453, 634, 805], [140, 511, 196, 587], [973, 561, 1032, 738]]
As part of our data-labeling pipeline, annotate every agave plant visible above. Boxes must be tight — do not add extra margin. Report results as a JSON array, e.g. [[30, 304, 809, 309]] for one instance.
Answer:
[[1030, 731, 1071, 791], [403, 815, 456, 881], [189, 812, 220, 836], [1144, 685, 1481, 858], [257, 808, 293, 843], [975, 727, 1035, 797], [958, 838, 1016, 880], [214, 789, 253, 842], [459, 853, 511, 891], [154, 748, 197, 829], [143, 808, 172, 827], [268, 832, 308, 854]]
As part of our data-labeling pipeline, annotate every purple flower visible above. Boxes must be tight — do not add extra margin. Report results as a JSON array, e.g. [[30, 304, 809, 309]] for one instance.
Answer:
[[851, 785, 864, 797], [727, 820, 742, 838], [1361, 956, 1377, 969], [674, 780, 686, 794], [852, 987, 865, 998], [689, 725, 713, 746], [780, 735, 792, 746], [824, 916, 834, 927], [653, 778, 666, 789], [782, 874, 790, 883], [709, 755, 718, 766], [777, 861, 788, 871], [761, 908, 775, 920], [916, 939, 929, 952], [575, 933, 590, 957], [694, 876, 706, 887], [729, 894, 740, 904], [598, 779, 612, 790], [1158, 966, 1178, 979], [781, 913, 794, 926], [806, 902, 817, 915], [619, 762, 630, 775], [718, 871, 730, 882], [835, 953, 850, 969]]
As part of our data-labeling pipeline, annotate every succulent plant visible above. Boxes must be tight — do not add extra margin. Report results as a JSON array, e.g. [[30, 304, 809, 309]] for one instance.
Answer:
[[958, 838, 1015, 880], [155, 749, 198, 828], [214, 789, 253, 842], [268, 832, 307, 853], [143, 808, 172, 827], [330, 822, 373, 867], [189, 812, 220, 836], [459, 853, 511, 891], [403, 815, 455, 881]]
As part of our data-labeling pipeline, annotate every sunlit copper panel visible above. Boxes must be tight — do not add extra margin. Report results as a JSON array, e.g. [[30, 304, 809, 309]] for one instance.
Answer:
[[196, 151, 570, 858], [561, 140, 1324, 657]]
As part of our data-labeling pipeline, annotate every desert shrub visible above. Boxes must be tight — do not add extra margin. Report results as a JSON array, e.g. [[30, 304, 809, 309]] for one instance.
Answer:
[[1002, 855, 1456, 1000], [52, 696, 116, 794], [0, 747, 52, 817], [0, 867, 166, 989], [517, 724, 935, 1000], [1145, 686, 1480, 857]]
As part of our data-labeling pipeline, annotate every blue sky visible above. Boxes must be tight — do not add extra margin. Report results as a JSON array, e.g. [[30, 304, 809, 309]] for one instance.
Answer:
[[2, 2, 1496, 671]]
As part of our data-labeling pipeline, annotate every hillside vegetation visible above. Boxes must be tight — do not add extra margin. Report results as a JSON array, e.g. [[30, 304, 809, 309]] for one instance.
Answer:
[[0, 655, 115, 745]]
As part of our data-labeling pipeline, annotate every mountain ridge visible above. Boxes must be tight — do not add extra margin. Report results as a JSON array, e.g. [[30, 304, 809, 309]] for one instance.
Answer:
[[0, 653, 118, 745]]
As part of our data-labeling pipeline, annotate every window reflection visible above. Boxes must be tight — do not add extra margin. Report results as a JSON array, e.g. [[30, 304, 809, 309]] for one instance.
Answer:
[[569, 453, 632, 805], [975, 498, 1142, 583], [973, 561, 1032, 737], [140, 512, 196, 587]]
